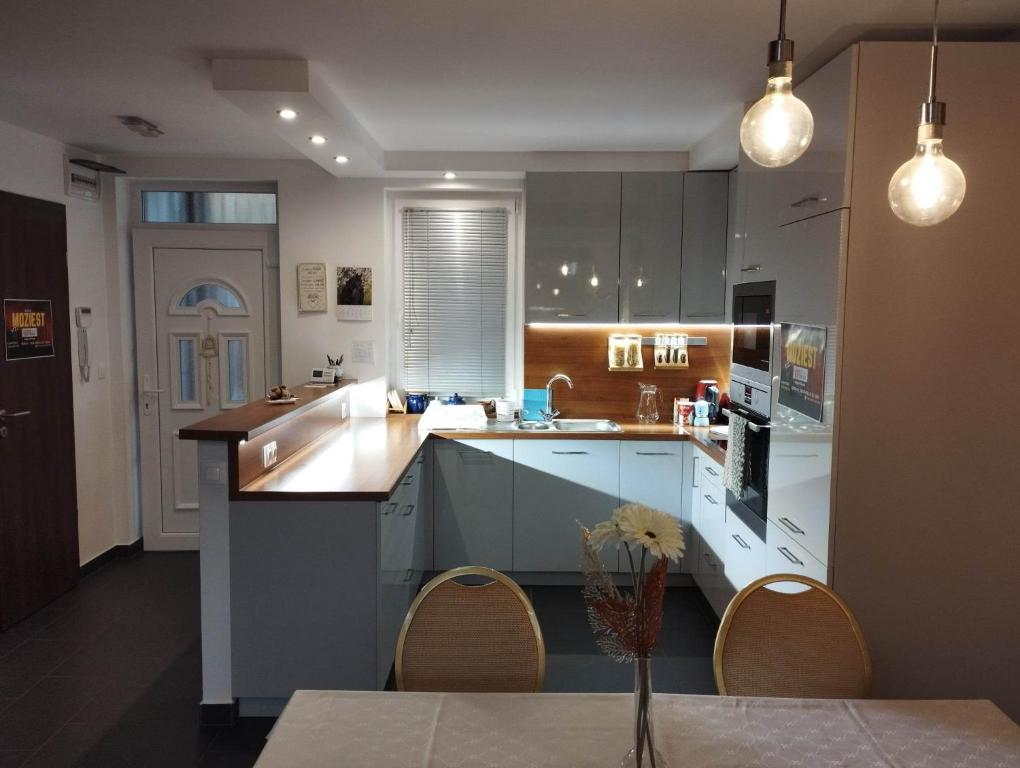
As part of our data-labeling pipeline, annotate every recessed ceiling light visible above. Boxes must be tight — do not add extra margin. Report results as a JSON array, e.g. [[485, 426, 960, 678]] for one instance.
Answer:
[[277, 108, 297, 120], [334, 155, 349, 164], [309, 135, 327, 145], [444, 171, 457, 180]]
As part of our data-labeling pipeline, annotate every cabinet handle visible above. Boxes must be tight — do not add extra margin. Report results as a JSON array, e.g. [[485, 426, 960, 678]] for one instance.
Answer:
[[777, 546, 804, 566], [401, 504, 415, 517], [779, 517, 805, 535], [403, 568, 415, 583], [382, 502, 398, 516], [636, 451, 674, 456], [702, 552, 716, 568], [704, 494, 718, 505], [704, 466, 719, 477], [633, 313, 667, 318], [732, 533, 751, 550], [791, 194, 828, 208], [556, 312, 588, 318], [692, 456, 700, 488], [740, 265, 763, 272], [400, 475, 415, 485], [552, 450, 589, 455]]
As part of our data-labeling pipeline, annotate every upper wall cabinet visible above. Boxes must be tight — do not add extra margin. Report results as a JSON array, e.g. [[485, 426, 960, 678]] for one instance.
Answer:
[[680, 172, 729, 322], [525, 172, 622, 323], [619, 173, 684, 323]]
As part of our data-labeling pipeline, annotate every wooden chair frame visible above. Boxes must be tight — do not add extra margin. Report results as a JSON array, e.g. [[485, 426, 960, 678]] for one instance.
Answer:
[[713, 573, 873, 698], [395, 566, 546, 692]]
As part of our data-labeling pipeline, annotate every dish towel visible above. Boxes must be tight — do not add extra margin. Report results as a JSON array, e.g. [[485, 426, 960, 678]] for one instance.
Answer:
[[723, 413, 748, 497]]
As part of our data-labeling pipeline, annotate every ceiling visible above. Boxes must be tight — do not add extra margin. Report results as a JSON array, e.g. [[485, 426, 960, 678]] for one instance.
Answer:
[[0, 0, 1017, 164]]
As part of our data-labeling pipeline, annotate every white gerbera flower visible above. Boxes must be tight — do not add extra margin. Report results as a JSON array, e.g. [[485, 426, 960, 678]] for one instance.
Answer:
[[588, 519, 623, 550], [615, 503, 685, 562]]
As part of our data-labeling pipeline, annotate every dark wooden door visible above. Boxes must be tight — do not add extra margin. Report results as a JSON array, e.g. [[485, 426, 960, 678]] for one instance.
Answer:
[[0, 190, 79, 630]]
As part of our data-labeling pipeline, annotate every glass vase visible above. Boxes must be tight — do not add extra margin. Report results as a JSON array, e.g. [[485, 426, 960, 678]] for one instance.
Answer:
[[620, 657, 667, 768]]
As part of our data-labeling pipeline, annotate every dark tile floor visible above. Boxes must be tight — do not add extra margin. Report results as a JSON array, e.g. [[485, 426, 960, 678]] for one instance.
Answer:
[[0, 553, 718, 767]]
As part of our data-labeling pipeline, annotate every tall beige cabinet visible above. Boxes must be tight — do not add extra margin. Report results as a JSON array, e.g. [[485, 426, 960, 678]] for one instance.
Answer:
[[829, 43, 1020, 719]]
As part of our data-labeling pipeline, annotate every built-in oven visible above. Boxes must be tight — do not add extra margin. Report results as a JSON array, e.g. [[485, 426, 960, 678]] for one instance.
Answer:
[[730, 281, 775, 391], [723, 404, 770, 543]]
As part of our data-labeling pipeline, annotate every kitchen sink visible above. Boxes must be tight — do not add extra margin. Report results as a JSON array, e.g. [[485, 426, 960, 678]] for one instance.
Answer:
[[551, 419, 622, 433]]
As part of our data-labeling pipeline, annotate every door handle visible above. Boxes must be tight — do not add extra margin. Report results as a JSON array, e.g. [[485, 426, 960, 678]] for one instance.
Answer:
[[779, 517, 806, 535], [635, 451, 674, 456], [740, 265, 763, 272], [0, 409, 31, 419], [551, 450, 589, 455], [791, 194, 828, 208], [777, 546, 804, 566]]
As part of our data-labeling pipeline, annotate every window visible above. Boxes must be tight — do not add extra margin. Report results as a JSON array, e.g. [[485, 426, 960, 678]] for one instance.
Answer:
[[178, 282, 242, 310], [141, 191, 277, 224], [402, 208, 508, 397]]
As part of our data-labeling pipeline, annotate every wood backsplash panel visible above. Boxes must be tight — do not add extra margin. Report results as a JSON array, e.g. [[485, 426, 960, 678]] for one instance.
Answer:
[[523, 325, 732, 421]]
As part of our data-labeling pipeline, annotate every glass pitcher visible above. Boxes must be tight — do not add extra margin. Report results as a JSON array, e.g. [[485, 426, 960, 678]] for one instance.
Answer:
[[636, 383, 663, 424]]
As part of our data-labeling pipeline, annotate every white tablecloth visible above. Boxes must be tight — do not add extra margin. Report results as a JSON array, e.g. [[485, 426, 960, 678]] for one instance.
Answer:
[[254, 691, 1020, 768]]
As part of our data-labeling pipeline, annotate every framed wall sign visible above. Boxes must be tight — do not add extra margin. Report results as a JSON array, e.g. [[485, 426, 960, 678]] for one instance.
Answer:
[[297, 262, 327, 312], [336, 266, 372, 321], [779, 322, 827, 422], [4, 298, 55, 361]]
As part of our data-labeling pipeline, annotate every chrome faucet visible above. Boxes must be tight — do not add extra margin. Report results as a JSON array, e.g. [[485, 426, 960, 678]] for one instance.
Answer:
[[543, 373, 574, 422]]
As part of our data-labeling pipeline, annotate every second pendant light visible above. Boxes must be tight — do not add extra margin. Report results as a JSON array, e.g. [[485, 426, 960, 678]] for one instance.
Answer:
[[740, 0, 814, 168]]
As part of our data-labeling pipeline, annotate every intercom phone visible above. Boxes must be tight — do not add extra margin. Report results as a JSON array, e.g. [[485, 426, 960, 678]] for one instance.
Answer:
[[75, 307, 92, 382]]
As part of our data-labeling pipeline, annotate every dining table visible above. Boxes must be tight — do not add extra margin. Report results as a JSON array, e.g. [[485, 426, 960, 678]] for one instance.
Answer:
[[253, 690, 1020, 767]]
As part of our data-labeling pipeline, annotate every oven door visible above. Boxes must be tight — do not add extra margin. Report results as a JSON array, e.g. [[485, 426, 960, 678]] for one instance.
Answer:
[[724, 405, 770, 542]]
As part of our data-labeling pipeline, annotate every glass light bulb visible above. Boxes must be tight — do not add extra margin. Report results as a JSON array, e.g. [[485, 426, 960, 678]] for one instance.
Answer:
[[590, 274, 599, 287], [636, 277, 644, 288], [888, 138, 966, 226], [740, 77, 814, 167], [560, 263, 569, 276]]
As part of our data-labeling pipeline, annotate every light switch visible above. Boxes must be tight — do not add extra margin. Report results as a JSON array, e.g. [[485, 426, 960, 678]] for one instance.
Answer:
[[352, 340, 374, 364], [262, 441, 278, 468]]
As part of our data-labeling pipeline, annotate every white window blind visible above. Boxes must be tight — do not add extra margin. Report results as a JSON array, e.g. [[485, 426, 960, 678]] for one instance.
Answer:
[[402, 207, 508, 397]]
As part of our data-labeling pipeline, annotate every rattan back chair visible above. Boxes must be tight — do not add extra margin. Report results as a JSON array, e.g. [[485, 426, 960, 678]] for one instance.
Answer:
[[714, 573, 872, 699], [395, 566, 546, 692]]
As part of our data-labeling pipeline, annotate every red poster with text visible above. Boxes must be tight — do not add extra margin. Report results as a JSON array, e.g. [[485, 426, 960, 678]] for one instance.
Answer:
[[4, 299, 55, 361]]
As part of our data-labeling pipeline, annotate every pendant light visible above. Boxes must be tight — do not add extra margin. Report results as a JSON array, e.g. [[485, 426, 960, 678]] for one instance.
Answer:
[[739, 0, 814, 167], [887, 0, 966, 226]]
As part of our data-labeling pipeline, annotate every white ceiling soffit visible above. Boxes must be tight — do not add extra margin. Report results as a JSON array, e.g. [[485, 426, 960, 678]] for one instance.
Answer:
[[212, 59, 385, 176], [212, 58, 688, 177]]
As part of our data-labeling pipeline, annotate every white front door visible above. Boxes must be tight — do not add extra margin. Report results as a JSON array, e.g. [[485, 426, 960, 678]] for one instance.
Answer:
[[134, 229, 277, 549]]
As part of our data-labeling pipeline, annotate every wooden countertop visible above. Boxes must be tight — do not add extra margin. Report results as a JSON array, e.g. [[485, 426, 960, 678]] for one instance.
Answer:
[[178, 380, 357, 442], [238, 416, 726, 500], [238, 416, 429, 501]]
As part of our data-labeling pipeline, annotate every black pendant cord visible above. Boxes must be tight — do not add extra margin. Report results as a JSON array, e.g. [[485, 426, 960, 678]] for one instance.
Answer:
[[778, 0, 787, 40], [928, 0, 940, 103]]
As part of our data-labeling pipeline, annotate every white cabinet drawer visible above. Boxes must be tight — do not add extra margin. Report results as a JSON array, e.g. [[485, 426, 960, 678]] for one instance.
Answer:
[[513, 440, 620, 572], [766, 520, 828, 586], [697, 484, 726, 560], [620, 441, 686, 573], [700, 457, 724, 488], [724, 512, 767, 593], [694, 538, 735, 620], [767, 431, 833, 566]]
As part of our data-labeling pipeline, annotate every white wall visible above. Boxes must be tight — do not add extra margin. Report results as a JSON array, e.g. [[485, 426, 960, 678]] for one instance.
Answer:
[[0, 119, 134, 564], [108, 157, 522, 414]]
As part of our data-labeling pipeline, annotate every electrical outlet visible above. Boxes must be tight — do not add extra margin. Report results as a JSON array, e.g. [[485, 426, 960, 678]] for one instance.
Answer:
[[262, 441, 278, 468]]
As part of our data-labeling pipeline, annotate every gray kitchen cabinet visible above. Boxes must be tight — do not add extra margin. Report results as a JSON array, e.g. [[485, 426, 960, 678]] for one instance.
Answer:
[[524, 172, 621, 323], [619, 173, 684, 323], [433, 439, 514, 571], [724, 167, 743, 322], [512, 440, 620, 571], [680, 172, 730, 322]]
